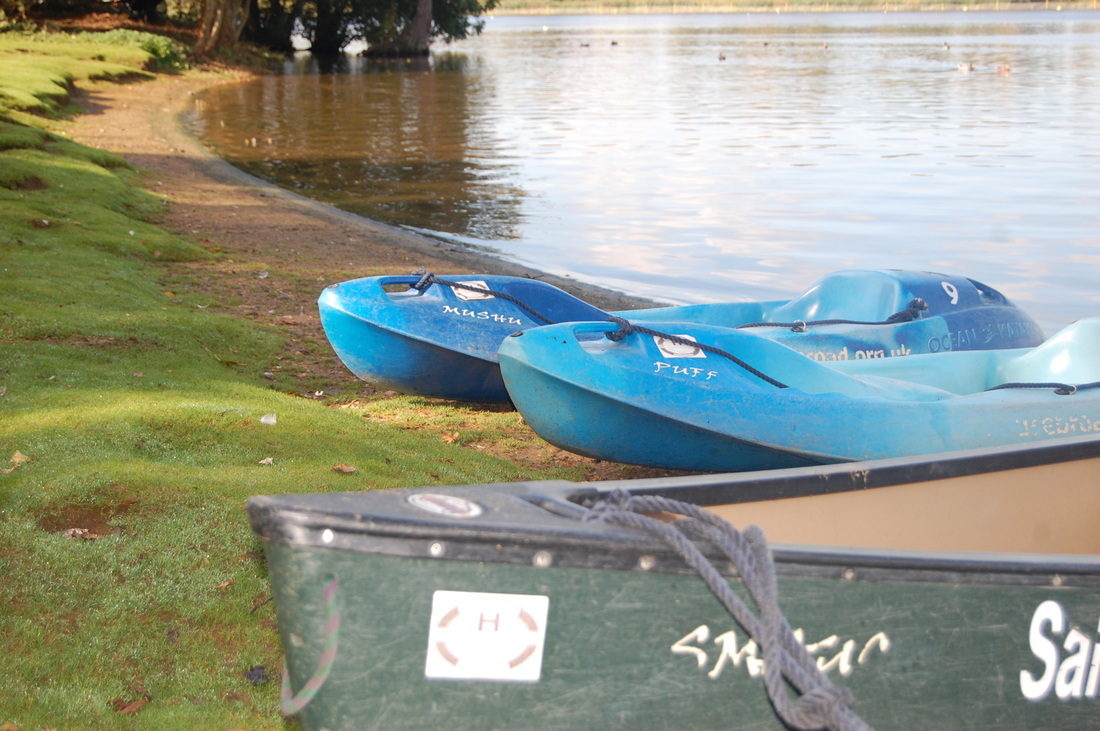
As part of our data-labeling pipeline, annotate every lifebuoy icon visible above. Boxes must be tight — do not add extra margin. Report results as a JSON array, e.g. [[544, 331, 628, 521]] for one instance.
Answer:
[[425, 590, 550, 682]]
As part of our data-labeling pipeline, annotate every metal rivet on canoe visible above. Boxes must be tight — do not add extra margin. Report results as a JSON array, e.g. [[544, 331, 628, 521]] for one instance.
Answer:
[[533, 551, 553, 568], [1051, 574, 1063, 587], [638, 555, 656, 571], [842, 568, 856, 581], [429, 542, 445, 557]]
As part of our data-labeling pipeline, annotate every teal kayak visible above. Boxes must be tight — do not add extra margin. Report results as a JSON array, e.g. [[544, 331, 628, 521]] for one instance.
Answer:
[[497, 316, 1099, 471], [318, 269, 1042, 401]]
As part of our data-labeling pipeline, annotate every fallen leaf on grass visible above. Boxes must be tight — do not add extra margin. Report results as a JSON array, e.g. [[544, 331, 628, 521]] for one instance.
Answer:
[[112, 697, 150, 715], [2, 451, 35, 476], [441, 432, 460, 444], [257, 457, 275, 465], [215, 580, 236, 590], [331, 463, 357, 474]]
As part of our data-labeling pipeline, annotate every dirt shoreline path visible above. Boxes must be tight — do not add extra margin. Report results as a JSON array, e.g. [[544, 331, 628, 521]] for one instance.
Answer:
[[64, 69, 658, 395], [62, 70, 691, 480]]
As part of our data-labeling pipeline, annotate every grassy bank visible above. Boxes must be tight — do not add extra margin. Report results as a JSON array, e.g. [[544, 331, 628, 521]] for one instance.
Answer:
[[0, 32, 597, 728]]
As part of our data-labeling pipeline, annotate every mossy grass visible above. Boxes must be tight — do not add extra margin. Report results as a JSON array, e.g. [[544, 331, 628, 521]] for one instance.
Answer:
[[0, 34, 583, 728]]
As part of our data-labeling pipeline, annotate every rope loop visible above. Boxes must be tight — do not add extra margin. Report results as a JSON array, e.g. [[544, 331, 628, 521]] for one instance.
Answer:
[[987, 380, 1100, 396], [585, 490, 869, 731], [412, 269, 434, 291], [885, 297, 928, 324], [605, 315, 635, 342], [281, 574, 341, 716]]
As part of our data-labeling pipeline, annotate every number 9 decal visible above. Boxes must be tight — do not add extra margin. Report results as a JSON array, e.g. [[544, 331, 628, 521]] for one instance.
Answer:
[[941, 281, 959, 305]]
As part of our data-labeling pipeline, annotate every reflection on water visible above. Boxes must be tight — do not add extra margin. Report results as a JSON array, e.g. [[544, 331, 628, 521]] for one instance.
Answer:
[[188, 53, 524, 242], [186, 11, 1100, 331]]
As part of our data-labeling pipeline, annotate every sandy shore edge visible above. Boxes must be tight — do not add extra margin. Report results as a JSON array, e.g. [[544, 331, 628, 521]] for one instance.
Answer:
[[66, 70, 660, 313]]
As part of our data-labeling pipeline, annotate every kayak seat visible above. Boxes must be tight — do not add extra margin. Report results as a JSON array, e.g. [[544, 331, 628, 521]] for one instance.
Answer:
[[997, 318, 1100, 386], [766, 271, 908, 323]]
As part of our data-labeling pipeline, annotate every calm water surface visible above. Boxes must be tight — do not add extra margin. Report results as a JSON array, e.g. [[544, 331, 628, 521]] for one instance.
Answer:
[[186, 11, 1100, 332]]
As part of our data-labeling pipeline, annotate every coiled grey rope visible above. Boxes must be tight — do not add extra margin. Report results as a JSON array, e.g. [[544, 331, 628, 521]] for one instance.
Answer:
[[586, 491, 871, 731]]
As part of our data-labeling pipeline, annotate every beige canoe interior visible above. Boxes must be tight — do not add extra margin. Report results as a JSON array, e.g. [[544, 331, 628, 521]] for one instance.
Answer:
[[702, 452, 1100, 555]]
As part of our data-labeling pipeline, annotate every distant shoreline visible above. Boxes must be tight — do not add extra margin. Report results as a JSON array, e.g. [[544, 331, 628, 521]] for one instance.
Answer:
[[490, 0, 1097, 14]]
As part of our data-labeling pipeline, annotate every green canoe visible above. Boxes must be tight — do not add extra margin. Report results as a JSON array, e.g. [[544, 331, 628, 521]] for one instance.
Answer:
[[248, 434, 1100, 730]]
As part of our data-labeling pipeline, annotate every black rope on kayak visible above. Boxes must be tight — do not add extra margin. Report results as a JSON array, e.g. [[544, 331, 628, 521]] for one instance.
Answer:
[[410, 271, 556, 325], [585, 491, 869, 731], [987, 380, 1100, 396], [604, 316, 789, 389], [739, 298, 929, 333]]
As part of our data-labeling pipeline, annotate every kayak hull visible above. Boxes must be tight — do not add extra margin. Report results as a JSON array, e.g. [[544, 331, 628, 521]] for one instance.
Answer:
[[319, 270, 1043, 402], [498, 318, 1100, 471]]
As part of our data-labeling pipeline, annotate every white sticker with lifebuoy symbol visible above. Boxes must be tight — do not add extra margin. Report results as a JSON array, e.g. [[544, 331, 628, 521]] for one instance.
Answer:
[[654, 334, 706, 359], [425, 590, 550, 682], [453, 281, 495, 301]]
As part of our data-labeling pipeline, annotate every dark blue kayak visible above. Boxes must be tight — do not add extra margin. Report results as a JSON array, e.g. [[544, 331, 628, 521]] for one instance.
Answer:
[[497, 316, 1100, 471], [318, 269, 1043, 401]]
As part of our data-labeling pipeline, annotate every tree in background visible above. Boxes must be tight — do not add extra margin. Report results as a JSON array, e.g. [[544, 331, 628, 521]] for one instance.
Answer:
[[14, 0, 494, 58], [195, 0, 250, 55], [356, 0, 495, 57], [245, 0, 307, 54], [299, 0, 358, 55]]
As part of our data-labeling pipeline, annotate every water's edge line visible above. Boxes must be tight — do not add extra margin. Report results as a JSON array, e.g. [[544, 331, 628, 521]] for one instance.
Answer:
[[174, 78, 665, 313]]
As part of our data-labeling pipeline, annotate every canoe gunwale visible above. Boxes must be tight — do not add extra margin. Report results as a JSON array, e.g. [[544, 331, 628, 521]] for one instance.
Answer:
[[575, 431, 1100, 505], [247, 434, 1100, 590]]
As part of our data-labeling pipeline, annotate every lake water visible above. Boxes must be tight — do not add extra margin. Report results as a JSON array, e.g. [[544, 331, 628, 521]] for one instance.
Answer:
[[185, 11, 1100, 332]]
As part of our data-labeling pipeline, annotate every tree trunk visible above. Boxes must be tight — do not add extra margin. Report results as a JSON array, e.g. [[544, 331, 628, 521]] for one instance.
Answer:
[[399, 0, 432, 55], [196, 0, 251, 56]]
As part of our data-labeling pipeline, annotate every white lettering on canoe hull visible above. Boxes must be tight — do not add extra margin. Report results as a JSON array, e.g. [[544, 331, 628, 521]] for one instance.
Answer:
[[441, 304, 525, 326], [671, 624, 890, 681], [1020, 600, 1100, 702], [1016, 415, 1100, 438]]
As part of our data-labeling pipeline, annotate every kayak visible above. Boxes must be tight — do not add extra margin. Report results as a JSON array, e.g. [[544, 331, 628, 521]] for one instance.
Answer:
[[317, 269, 1042, 401], [497, 315, 1100, 471], [247, 434, 1100, 730]]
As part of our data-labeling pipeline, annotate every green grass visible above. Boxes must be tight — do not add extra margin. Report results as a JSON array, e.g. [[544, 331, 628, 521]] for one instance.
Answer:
[[0, 33, 578, 728]]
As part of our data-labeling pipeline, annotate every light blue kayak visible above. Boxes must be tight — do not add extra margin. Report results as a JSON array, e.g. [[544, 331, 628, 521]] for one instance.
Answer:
[[497, 316, 1100, 471], [318, 269, 1042, 401]]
